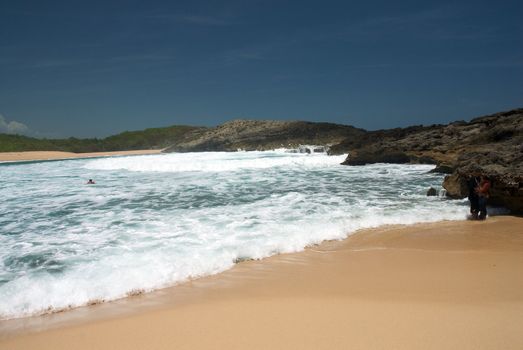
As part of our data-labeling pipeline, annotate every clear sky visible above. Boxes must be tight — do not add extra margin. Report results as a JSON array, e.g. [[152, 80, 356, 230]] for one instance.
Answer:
[[1, 0, 522, 138]]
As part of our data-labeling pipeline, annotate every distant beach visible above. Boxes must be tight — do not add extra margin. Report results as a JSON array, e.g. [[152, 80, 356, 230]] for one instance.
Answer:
[[1, 216, 522, 350], [0, 150, 163, 163]]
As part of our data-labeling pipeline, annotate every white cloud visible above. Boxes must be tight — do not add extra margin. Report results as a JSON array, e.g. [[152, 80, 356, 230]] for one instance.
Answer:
[[0, 114, 31, 135]]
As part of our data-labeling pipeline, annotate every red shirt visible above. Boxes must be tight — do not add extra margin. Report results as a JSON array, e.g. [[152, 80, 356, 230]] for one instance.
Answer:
[[477, 180, 490, 197]]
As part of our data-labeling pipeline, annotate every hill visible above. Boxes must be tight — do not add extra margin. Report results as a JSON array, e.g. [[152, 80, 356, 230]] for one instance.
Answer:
[[0, 125, 207, 153], [163, 119, 365, 152]]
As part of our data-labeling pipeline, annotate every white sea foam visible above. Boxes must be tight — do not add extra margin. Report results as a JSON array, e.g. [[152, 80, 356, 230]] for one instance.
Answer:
[[85, 152, 346, 173], [0, 151, 468, 319]]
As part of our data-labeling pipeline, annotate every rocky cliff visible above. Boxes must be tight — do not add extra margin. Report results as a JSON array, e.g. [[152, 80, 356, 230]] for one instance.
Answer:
[[163, 119, 365, 152], [333, 108, 523, 213]]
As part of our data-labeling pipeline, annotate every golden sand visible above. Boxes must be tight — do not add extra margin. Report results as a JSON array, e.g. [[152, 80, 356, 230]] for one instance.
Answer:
[[1, 217, 522, 350], [0, 150, 162, 162]]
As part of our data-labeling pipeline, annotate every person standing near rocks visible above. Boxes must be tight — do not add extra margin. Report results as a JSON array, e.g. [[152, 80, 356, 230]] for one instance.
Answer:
[[467, 175, 480, 219], [476, 176, 491, 220]]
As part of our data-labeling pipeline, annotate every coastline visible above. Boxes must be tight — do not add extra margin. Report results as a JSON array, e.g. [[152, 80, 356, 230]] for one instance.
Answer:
[[1, 216, 522, 349], [0, 150, 163, 163]]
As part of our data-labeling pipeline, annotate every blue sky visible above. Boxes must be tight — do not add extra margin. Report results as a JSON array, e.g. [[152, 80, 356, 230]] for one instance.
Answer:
[[1, 0, 522, 138]]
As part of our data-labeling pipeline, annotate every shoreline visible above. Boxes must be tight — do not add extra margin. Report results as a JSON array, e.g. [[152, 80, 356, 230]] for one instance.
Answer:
[[0, 150, 163, 163], [1, 216, 522, 349]]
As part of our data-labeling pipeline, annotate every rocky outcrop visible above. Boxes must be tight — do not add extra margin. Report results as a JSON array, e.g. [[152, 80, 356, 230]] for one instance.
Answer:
[[163, 119, 366, 152], [440, 110, 523, 213], [443, 171, 523, 213], [341, 146, 410, 165], [334, 108, 523, 214], [442, 173, 468, 198], [426, 187, 437, 196]]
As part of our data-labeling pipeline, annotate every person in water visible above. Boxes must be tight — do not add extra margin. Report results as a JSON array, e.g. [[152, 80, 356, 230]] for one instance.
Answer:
[[87, 179, 96, 184], [467, 175, 480, 219], [475, 175, 491, 220]]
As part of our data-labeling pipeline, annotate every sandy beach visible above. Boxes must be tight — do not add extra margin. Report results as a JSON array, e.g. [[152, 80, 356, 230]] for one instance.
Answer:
[[0, 216, 522, 349], [0, 150, 163, 163]]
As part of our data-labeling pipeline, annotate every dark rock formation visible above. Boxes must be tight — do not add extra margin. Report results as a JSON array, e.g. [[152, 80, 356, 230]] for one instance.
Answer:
[[429, 164, 454, 174], [163, 119, 366, 152], [333, 108, 523, 214], [426, 187, 437, 196], [440, 110, 523, 213], [341, 146, 410, 165]]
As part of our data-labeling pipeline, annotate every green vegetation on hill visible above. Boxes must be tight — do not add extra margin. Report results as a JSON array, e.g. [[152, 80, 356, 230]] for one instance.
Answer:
[[0, 134, 60, 152], [0, 125, 206, 153]]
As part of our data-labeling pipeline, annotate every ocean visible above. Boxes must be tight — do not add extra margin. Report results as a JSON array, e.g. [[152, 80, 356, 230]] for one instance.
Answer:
[[0, 151, 467, 319]]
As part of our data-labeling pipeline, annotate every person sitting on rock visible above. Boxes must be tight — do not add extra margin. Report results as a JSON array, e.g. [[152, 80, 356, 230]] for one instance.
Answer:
[[475, 176, 491, 220]]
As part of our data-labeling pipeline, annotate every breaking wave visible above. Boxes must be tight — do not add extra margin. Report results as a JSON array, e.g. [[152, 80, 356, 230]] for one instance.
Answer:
[[0, 151, 467, 319]]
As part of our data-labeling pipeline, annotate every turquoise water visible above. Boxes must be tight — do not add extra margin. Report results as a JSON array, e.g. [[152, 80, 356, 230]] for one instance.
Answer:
[[0, 151, 467, 319]]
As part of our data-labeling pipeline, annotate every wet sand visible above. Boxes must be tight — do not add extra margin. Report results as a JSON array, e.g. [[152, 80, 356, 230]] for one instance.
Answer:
[[1, 216, 522, 350], [0, 150, 163, 162]]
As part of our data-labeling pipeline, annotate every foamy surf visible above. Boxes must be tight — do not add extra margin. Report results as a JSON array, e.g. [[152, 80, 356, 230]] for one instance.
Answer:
[[0, 151, 468, 319], [84, 151, 346, 173]]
